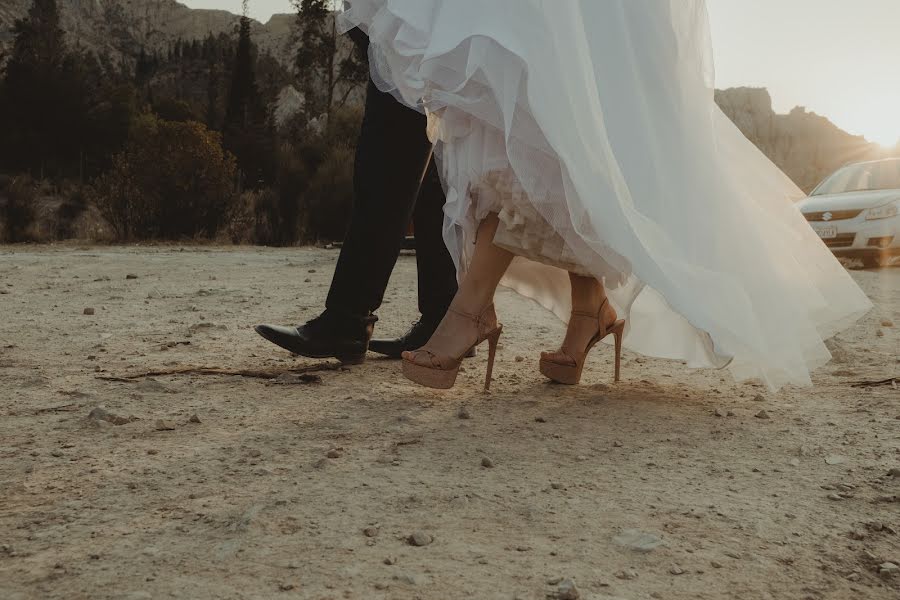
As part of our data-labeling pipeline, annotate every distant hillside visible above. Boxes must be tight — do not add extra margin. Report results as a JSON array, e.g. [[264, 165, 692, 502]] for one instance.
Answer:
[[715, 87, 892, 192], [4, 3, 895, 193], [0, 0, 298, 67]]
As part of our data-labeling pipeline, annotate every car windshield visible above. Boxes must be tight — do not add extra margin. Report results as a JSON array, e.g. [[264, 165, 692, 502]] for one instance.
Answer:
[[812, 160, 900, 196]]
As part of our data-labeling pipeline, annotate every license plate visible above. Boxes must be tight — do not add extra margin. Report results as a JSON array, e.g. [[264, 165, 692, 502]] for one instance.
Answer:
[[815, 226, 838, 239]]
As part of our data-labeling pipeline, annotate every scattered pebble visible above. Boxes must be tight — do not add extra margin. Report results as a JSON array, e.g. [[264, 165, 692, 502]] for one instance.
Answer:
[[825, 455, 848, 465], [711, 560, 724, 569], [827, 493, 844, 501], [457, 406, 472, 420], [879, 562, 899, 577], [154, 420, 176, 431], [753, 394, 765, 402], [88, 407, 134, 426], [669, 566, 685, 575], [615, 569, 638, 580], [887, 467, 900, 478], [535, 416, 547, 423], [614, 529, 664, 553], [126, 274, 139, 280], [481, 457, 495, 469], [755, 410, 770, 420], [83, 307, 95, 315], [514, 356, 525, 363], [881, 320, 894, 327], [188, 414, 201, 424], [326, 449, 342, 459], [557, 578, 580, 600], [613, 440, 623, 447], [407, 532, 433, 547], [363, 527, 379, 538], [714, 408, 726, 417]]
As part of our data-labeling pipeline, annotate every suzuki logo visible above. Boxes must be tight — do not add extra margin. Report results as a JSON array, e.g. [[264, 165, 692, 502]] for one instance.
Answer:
[[822, 212, 833, 221]]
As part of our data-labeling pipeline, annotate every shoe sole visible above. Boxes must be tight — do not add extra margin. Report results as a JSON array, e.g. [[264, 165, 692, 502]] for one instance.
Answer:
[[402, 359, 460, 389]]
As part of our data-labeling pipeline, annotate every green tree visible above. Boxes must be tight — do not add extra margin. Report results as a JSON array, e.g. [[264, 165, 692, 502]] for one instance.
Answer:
[[93, 114, 238, 240], [223, 1, 275, 189], [0, 0, 83, 177], [294, 0, 367, 122]]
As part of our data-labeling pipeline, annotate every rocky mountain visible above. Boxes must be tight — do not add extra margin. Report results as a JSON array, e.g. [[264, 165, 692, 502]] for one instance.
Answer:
[[0, 0, 298, 67], [715, 87, 891, 192]]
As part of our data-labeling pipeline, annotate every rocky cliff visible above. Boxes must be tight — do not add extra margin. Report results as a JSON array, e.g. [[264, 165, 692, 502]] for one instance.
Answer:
[[0, 0, 298, 67], [715, 87, 888, 192]]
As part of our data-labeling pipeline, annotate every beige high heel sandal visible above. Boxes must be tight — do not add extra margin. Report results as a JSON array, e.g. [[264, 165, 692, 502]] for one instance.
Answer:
[[539, 298, 625, 385], [401, 304, 503, 390]]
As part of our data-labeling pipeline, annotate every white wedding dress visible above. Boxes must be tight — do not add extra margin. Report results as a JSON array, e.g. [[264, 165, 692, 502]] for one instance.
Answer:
[[339, 0, 872, 391]]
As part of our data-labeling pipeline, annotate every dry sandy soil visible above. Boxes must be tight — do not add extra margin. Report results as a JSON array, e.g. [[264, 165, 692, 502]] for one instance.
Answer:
[[0, 245, 898, 600]]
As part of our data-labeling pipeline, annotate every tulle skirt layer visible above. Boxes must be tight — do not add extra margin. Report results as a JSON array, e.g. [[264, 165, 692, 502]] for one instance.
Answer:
[[339, 0, 872, 390]]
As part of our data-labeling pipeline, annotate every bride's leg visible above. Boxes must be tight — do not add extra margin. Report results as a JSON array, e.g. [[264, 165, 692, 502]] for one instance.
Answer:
[[454, 213, 515, 314], [407, 213, 514, 361], [545, 273, 618, 364]]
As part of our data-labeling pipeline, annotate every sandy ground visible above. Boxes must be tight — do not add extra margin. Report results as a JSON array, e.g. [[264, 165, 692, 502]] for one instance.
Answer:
[[0, 245, 898, 600]]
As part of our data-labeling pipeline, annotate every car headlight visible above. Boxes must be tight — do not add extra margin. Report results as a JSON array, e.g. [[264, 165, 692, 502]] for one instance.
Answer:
[[866, 201, 899, 220]]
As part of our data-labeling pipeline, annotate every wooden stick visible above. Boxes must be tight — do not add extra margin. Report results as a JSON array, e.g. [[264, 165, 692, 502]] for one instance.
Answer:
[[97, 363, 339, 381]]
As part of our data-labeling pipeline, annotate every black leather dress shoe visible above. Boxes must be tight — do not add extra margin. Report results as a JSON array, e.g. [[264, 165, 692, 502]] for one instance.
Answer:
[[255, 311, 377, 365], [369, 317, 476, 359]]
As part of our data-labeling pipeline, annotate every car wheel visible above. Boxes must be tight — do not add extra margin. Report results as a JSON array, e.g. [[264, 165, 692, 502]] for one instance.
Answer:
[[860, 255, 891, 269]]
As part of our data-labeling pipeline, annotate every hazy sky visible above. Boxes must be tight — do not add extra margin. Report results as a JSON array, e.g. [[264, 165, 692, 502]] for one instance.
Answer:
[[182, 0, 900, 146]]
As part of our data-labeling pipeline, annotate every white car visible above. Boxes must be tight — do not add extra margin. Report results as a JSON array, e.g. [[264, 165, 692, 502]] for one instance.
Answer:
[[797, 158, 900, 268]]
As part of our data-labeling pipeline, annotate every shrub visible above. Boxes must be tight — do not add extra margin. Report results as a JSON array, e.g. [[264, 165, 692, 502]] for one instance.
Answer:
[[0, 174, 37, 242], [93, 114, 237, 240]]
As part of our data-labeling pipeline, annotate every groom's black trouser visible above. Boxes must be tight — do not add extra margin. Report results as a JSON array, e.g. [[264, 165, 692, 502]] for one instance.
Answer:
[[324, 77, 458, 321]]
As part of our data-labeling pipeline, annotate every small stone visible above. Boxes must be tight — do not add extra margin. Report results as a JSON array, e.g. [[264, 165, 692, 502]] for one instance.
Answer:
[[887, 468, 900, 478], [326, 449, 342, 459], [825, 455, 847, 465], [83, 307, 95, 315], [188, 414, 201, 424], [613, 440, 623, 447], [515, 356, 525, 363], [711, 560, 724, 569], [126, 274, 139, 280], [753, 394, 765, 402], [557, 578, 580, 600], [535, 416, 547, 423], [147, 449, 158, 455], [723, 551, 743, 560], [154, 420, 176, 431], [457, 407, 472, 420], [754, 410, 770, 420], [714, 408, 726, 417], [882, 320, 894, 327], [879, 562, 899, 577], [407, 532, 433, 547], [481, 456, 494, 468], [88, 407, 133, 426], [876, 330, 885, 337], [363, 527, 379, 538], [278, 582, 295, 591], [615, 569, 638, 580], [614, 529, 664, 553], [383, 556, 397, 565], [827, 493, 844, 501], [789, 458, 800, 467], [669, 566, 685, 575]]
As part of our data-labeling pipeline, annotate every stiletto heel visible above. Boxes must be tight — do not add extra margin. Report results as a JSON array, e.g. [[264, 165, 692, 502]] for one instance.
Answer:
[[402, 305, 503, 390], [611, 319, 625, 383], [539, 298, 625, 385], [483, 327, 502, 391]]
